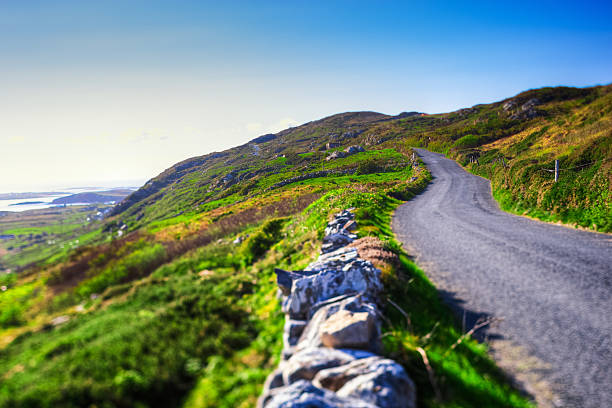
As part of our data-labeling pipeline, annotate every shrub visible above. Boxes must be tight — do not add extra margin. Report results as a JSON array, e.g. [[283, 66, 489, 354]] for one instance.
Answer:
[[243, 218, 287, 262], [452, 134, 484, 149]]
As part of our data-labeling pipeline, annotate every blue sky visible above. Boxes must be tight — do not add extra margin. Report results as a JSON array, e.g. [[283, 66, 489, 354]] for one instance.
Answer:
[[1, 1, 611, 191]]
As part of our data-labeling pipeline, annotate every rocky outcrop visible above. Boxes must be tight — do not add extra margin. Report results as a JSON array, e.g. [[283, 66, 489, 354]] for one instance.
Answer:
[[326, 145, 366, 161], [258, 210, 416, 408], [503, 97, 542, 120]]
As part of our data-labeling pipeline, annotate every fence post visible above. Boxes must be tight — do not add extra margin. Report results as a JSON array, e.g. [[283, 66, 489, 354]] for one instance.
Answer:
[[554, 160, 559, 182]]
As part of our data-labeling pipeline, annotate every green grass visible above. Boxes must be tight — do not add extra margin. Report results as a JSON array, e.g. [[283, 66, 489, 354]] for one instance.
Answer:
[[0, 148, 531, 407], [5, 85, 607, 407]]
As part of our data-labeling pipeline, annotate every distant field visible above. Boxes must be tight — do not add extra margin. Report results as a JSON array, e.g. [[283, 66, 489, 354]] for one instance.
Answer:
[[0, 206, 109, 272]]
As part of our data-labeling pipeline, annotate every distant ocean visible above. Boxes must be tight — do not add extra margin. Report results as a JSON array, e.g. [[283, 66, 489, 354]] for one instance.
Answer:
[[0, 187, 120, 213]]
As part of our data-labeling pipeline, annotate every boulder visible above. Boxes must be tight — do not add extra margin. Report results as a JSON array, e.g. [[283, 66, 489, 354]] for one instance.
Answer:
[[344, 145, 365, 155], [297, 295, 381, 352], [282, 347, 375, 384], [313, 356, 417, 408], [263, 380, 378, 408], [274, 268, 316, 295], [282, 260, 382, 320], [305, 247, 359, 272], [320, 309, 376, 349], [502, 100, 516, 112], [326, 151, 347, 161], [321, 232, 356, 254]]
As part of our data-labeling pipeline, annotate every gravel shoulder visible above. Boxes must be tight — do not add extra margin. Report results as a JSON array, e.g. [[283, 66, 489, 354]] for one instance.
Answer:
[[392, 149, 612, 408]]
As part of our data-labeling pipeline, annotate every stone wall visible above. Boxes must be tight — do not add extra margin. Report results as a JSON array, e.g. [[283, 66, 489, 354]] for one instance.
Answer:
[[258, 210, 416, 408]]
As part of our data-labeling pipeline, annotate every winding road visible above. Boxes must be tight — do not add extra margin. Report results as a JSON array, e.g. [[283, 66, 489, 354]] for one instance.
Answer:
[[392, 149, 612, 408]]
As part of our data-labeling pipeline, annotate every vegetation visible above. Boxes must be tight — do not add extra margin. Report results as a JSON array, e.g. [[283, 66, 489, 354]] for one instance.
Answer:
[[2, 84, 609, 407], [0, 205, 111, 272]]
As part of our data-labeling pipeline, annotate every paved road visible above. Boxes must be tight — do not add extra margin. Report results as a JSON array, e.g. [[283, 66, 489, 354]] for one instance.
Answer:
[[392, 149, 612, 408]]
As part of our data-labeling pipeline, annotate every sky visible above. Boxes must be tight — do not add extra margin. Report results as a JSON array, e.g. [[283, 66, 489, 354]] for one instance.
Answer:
[[1, 0, 611, 192]]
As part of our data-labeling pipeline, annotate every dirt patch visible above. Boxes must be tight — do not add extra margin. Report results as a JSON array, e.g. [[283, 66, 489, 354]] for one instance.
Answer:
[[347, 236, 398, 269]]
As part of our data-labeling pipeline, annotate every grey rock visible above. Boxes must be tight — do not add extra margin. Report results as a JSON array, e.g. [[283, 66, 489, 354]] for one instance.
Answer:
[[335, 357, 417, 408], [321, 232, 356, 254], [502, 100, 515, 112], [323, 210, 355, 235], [50, 315, 70, 326], [264, 380, 377, 408], [259, 208, 417, 407], [326, 151, 348, 161], [521, 98, 540, 111], [320, 309, 377, 349], [257, 368, 285, 408], [282, 260, 382, 319], [282, 347, 375, 384], [275, 268, 316, 295], [297, 295, 381, 352], [305, 247, 359, 272], [344, 145, 365, 155]]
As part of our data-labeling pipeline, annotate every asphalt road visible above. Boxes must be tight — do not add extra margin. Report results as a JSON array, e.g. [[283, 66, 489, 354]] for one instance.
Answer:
[[392, 149, 612, 408]]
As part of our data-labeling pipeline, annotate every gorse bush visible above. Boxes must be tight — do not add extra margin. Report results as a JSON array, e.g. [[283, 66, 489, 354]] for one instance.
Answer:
[[243, 218, 287, 262]]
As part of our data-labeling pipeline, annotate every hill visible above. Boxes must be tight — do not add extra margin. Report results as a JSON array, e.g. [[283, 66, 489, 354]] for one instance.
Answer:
[[0, 84, 610, 408], [51, 189, 134, 205], [111, 85, 610, 233]]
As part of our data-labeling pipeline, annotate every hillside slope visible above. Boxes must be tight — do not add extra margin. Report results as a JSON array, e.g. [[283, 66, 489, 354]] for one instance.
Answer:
[[112, 85, 610, 234], [1, 84, 609, 408]]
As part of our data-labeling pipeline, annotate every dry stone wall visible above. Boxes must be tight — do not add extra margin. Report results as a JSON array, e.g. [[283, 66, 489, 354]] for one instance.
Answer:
[[258, 210, 416, 408]]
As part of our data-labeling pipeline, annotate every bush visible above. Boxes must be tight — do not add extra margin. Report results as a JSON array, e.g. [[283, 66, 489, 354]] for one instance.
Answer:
[[452, 134, 485, 149], [243, 218, 287, 262], [356, 159, 381, 175]]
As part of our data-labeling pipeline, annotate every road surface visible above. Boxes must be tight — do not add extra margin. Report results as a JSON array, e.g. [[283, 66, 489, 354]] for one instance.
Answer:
[[392, 149, 612, 408]]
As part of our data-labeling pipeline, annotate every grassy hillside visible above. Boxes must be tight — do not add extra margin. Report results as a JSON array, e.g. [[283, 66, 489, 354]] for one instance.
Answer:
[[379, 85, 611, 230], [0, 158, 531, 408], [109, 85, 610, 234], [1, 84, 609, 407]]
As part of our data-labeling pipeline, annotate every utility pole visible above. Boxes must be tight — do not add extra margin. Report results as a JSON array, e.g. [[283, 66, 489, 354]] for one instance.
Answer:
[[554, 160, 559, 183]]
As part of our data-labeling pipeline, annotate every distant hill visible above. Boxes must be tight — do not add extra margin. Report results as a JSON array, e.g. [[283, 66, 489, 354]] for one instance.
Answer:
[[51, 189, 134, 205], [0, 192, 67, 200], [9, 201, 45, 206]]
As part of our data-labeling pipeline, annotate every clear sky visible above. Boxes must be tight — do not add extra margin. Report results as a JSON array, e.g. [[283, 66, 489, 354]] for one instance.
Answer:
[[1, 0, 611, 192]]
